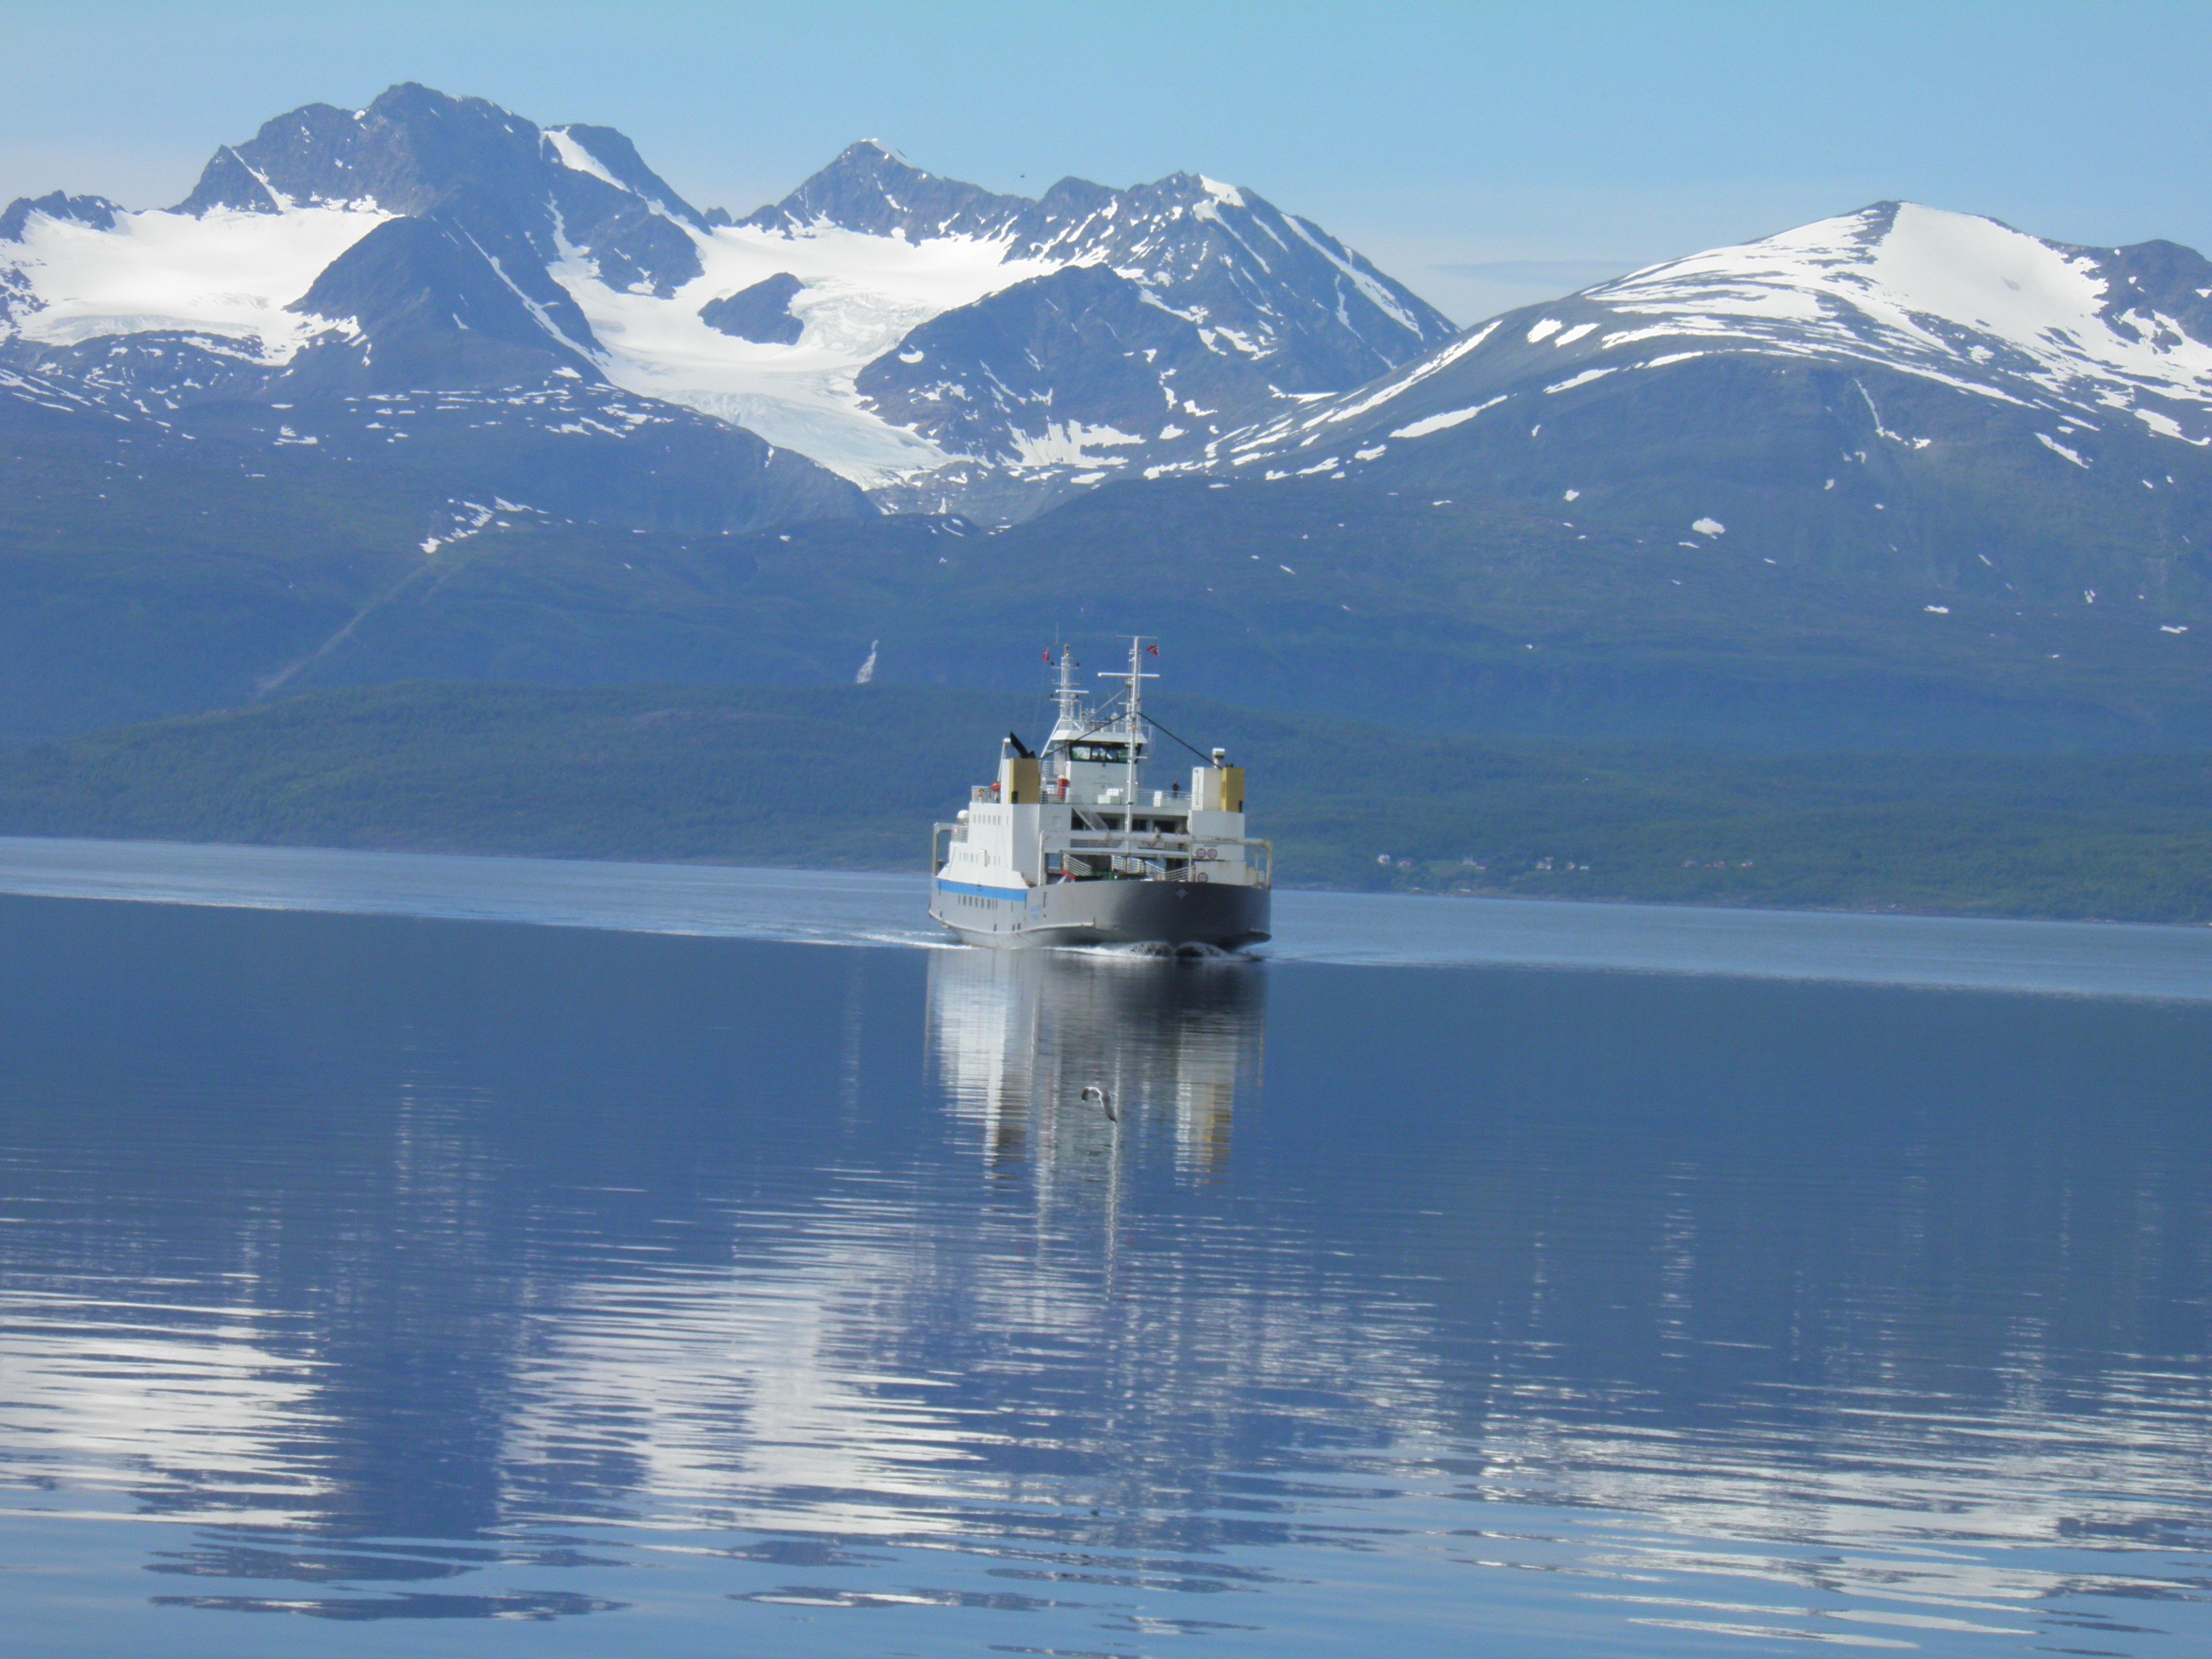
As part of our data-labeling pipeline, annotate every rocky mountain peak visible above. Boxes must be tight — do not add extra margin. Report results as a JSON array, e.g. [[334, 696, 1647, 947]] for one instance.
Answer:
[[162, 84, 710, 305], [1570, 199, 2212, 394], [6, 92, 1457, 518], [174, 84, 545, 218], [283, 212, 604, 393], [712, 142, 1457, 508], [740, 140, 1032, 242], [1033, 175, 1114, 217], [0, 191, 120, 242]]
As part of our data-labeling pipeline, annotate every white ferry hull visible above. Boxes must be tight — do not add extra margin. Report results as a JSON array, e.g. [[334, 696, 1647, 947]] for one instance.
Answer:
[[931, 877, 1270, 951]]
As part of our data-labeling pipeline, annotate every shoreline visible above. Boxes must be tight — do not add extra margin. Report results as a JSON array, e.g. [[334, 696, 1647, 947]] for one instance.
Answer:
[[0, 834, 2204, 1004], [0, 827, 2203, 933]]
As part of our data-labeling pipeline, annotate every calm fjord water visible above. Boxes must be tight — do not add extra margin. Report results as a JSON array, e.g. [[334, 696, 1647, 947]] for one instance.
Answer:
[[0, 852, 2209, 1655]]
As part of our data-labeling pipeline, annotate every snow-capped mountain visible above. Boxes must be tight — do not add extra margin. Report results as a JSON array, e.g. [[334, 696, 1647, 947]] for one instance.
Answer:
[[551, 136, 1454, 511], [762, 139, 1456, 502], [1197, 202, 2212, 605], [0, 84, 1453, 520], [7, 91, 2210, 746], [0, 87, 872, 535]]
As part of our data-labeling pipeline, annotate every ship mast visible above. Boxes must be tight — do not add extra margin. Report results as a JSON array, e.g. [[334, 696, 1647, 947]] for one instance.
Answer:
[[1053, 645, 1083, 735], [1098, 636, 1156, 853]]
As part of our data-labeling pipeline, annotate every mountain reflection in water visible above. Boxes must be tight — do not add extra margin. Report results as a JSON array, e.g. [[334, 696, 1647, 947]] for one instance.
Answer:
[[0, 893, 2207, 1656]]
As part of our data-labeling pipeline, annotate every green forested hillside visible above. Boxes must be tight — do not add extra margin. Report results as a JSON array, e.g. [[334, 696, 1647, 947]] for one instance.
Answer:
[[6, 396, 2211, 752], [0, 682, 2205, 923]]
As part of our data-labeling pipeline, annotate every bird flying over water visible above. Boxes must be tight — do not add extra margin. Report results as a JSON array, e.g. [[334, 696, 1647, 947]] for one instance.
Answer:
[[1081, 1083, 1114, 1121]]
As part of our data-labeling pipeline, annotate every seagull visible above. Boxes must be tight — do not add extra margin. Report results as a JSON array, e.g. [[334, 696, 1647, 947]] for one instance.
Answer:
[[1080, 1083, 1115, 1121]]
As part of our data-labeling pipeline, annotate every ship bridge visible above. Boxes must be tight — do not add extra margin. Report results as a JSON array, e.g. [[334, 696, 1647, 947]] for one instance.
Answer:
[[931, 641, 1272, 903]]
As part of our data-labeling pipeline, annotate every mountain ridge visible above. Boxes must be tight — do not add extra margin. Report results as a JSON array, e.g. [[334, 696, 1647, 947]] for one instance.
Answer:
[[2, 93, 2209, 753], [1178, 201, 2212, 611], [1, 85, 1453, 514]]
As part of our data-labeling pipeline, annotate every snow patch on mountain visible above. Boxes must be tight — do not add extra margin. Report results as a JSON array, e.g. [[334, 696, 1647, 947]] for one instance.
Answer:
[[2036, 431, 2091, 467], [2, 199, 391, 356], [1229, 319, 1503, 456], [544, 129, 624, 190], [1204, 202, 2212, 480], [1590, 203, 2212, 435], [1008, 420, 1147, 468], [3, 88, 1458, 517], [559, 222, 1060, 480], [1388, 397, 1504, 440]]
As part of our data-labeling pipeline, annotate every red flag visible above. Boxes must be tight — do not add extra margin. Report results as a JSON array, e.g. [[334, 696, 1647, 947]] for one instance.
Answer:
[[1042, 650, 1052, 663], [1146, 642, 1161, 657]]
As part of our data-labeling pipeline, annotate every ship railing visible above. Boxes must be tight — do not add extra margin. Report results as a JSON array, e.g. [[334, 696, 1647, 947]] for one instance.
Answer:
[[1053, 836, 1273, 889], [1057, 829, 1260, 853], [931, 824, 1273, 888], [969, 803, 1198, 817]]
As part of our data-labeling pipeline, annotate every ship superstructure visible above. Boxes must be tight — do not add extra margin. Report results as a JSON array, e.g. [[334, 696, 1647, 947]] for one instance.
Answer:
[[930, 640, 1272, 950]]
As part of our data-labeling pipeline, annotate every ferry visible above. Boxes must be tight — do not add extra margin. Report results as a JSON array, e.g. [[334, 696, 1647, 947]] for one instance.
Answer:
[[930, 640, 1273, 951]]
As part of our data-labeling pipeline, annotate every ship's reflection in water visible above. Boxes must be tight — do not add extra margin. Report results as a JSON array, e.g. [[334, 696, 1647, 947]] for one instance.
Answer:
[[926, 947, 1261, 1183], [1, 895, 2210, 1656]]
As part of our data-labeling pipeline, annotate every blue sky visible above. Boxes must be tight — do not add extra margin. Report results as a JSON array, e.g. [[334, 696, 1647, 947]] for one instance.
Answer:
[[4, 0, 2206, 323]]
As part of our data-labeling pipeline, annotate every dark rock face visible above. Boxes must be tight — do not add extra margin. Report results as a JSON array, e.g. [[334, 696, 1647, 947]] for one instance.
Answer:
[[2091, 238, 2212, 339], [284, 214, 602, 392], [857, 264, 1260, 465], [750, 144, 1456, 389], [740, 140, 1032, 241], [0, 191, 120, 241], [174, 85, 548, 219], [544, 124, 703, 222], [542, 123, 709, 298], [1015, 170, 1457, 392], [699, 273, 806, 344], [171, 83, 705, 299], [174, 142, 296, 214]]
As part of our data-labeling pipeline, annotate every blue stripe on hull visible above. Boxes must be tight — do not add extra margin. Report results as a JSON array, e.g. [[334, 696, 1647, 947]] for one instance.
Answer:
[[932, 879, 1031, 901]]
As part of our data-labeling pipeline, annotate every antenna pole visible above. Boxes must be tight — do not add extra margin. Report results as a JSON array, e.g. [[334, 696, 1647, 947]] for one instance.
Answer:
[[1096, 638, 1159, 864], [1055, 644, 1081, 728], [1126, 636, 1139, 847]]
